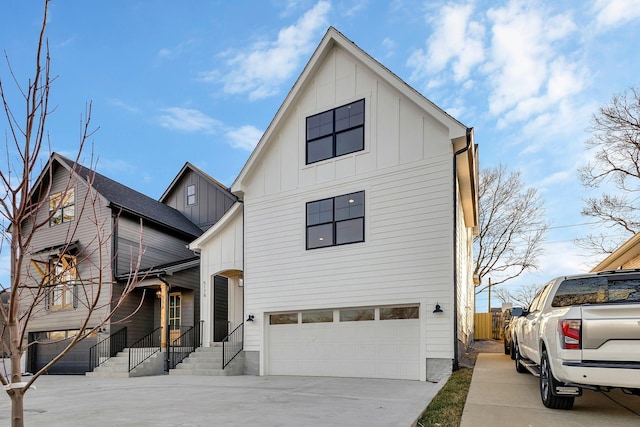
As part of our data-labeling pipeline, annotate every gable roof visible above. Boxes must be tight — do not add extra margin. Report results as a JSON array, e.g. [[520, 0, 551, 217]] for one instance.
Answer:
[[230, 26, 469, 197], [159, 161, 231, 203], [54, 153, 202, 238], [591, 232, 640, 272], [189, 201, 242, 251]]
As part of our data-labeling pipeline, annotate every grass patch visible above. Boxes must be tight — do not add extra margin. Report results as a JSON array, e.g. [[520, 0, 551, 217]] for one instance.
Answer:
[[416, 367, 473, 427]]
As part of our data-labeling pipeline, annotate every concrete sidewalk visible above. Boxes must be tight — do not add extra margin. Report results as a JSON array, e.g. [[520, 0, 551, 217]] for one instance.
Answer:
[[0, 374, 445, 426], [461, 353, 640, 427]]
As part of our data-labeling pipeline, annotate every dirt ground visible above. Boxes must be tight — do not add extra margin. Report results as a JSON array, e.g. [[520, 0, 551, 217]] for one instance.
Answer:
[[459, 339, 504, 369]]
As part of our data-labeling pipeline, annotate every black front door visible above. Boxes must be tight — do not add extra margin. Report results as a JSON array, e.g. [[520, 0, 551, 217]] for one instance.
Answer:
[[213, 275, 228, 342]]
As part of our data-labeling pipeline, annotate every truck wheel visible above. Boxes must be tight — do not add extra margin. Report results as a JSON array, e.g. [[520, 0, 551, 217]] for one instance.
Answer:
[[514, 341, 527, 374], [540, 350, 574, 409], [510, 341, 516, 360]]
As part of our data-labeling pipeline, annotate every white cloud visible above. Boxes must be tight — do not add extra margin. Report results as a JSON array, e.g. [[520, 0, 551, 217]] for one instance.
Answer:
[[225, 125, 263, 151], [485, 1, 579, 123], [408, 3, 485, 83], [202, 0, 330, 101], [95, 158, 136, 176], [158, 107, 221, 133], [536, 168, 574, 189], [381, 37, 396, 58], [156, 40, 196, 60], [408, 1, 587, 134], [592, 0, 640, 29], [108, 98, 140, 113], [157, 107, 262, 151]]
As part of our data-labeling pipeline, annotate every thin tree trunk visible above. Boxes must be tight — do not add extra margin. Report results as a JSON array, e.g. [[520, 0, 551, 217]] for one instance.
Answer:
[[9, 389, 25, 427]]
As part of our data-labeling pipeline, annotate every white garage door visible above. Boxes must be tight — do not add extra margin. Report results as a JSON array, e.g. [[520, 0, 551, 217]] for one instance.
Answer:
[[267, 306, 420, 380]]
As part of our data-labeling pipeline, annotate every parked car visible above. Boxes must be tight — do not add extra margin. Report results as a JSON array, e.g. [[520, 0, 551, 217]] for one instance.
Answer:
[[512, 270, 640, 409], [503, 307, 524, 358]]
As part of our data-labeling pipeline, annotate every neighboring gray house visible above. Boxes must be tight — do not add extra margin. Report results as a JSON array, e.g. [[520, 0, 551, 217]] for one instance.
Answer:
[[22, 154, 233, 374]]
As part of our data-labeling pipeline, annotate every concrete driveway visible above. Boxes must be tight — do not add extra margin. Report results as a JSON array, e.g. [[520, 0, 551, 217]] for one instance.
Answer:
[[461, 353, 640, 427], [0, 374, 445, 426]]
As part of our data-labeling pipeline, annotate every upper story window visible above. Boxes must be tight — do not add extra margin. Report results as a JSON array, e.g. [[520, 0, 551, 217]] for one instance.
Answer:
[[306, 99, 364, 164], [49, 188, 75, 226], [186, 184, 197, 206], [46, 254, 77, 311], [306, 191, 364, 249]]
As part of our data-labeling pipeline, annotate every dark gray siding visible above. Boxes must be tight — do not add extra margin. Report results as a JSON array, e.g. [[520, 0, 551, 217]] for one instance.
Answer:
[[110, 286, 156, 346], [163, 169, 235, 231], [23, 163, 113, 334], [115, 216, 194, 275]]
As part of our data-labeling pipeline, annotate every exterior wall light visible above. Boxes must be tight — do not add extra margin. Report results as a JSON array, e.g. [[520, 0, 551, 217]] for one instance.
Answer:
[[246, 314, 255, 322], [433, 303, 443, 313]]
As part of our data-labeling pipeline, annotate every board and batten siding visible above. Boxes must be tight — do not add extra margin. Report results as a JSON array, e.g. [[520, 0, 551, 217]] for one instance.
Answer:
[[24, 164, 113, 333], [240, 44, 462, 373], [162, 169, 236, 231], [197, 205, 244, 344]]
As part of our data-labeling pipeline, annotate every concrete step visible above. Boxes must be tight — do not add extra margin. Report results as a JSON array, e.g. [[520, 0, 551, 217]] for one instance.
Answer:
[[87, 348, 164, 378], [169, 350, 244, 376]]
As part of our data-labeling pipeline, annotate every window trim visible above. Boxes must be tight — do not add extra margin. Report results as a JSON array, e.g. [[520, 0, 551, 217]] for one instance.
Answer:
[[306, 191, 365, 250], [186, 184, 197, 206], [305, 99, 365, 165], [49, 188, 76, 226], [46, 254, 78, 311]]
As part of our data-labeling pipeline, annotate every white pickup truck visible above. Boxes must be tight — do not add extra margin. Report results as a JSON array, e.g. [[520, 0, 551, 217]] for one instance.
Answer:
[[512, 270, 640, 409]]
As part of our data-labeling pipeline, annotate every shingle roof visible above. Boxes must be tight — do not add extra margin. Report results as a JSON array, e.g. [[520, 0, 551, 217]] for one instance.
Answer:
[[57, 154, 202, 238]]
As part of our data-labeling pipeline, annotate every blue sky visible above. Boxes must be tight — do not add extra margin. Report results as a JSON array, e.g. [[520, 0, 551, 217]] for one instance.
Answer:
[[1, 0, 640, 311]]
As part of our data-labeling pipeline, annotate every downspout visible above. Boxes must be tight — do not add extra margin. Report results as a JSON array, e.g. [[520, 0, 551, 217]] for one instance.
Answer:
[[239, 199, 245, 332], [452, 127, 473, 372]]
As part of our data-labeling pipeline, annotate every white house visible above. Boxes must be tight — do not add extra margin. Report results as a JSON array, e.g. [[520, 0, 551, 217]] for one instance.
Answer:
[[189, 27, 479, 382]]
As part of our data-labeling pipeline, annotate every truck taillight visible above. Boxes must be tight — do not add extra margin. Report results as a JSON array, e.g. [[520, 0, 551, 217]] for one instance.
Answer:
[[559, 319, 581, 349]]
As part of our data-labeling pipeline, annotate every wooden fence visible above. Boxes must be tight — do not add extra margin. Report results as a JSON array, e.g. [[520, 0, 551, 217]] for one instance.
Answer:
[[474, 312, 504, 340]]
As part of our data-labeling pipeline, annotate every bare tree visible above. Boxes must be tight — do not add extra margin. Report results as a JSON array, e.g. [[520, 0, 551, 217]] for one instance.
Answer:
[[493, 283, 541, 309], [578, 84, 640, 255], [0, 2, 143, 425], [474, 165, 549, 295]]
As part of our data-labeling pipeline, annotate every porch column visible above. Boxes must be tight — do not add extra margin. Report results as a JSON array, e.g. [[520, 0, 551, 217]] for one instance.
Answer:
[[160, 282, 168, 348]]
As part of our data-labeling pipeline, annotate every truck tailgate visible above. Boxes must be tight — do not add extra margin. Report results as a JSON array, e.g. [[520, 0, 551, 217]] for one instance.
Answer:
[[581, 304, 640, 362]]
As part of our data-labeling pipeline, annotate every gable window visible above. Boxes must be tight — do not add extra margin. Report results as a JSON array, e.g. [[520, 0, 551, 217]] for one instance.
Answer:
[[186, 184, 197, 206], [46, 254, 77, 311], [49, 188, 75, 226], [306, 191, 364, 249], [306, 99, 364, 164]]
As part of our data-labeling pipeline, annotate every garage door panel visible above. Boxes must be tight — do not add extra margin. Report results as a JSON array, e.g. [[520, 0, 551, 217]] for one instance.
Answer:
[[267, 309, 420, 380], [32, 335, 96, 375]]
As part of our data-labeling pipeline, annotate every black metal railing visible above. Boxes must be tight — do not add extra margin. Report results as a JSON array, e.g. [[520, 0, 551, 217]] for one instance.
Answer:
[[89, 327, 127, 371], [168, 321, 203, 370], [222, 322, 243, 369], [128, 327, 162, 372]]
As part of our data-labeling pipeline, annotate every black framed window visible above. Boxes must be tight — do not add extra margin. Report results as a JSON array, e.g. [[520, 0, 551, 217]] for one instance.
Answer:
[[306, 99, 364, 164], [306, 191, 364, 249]]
